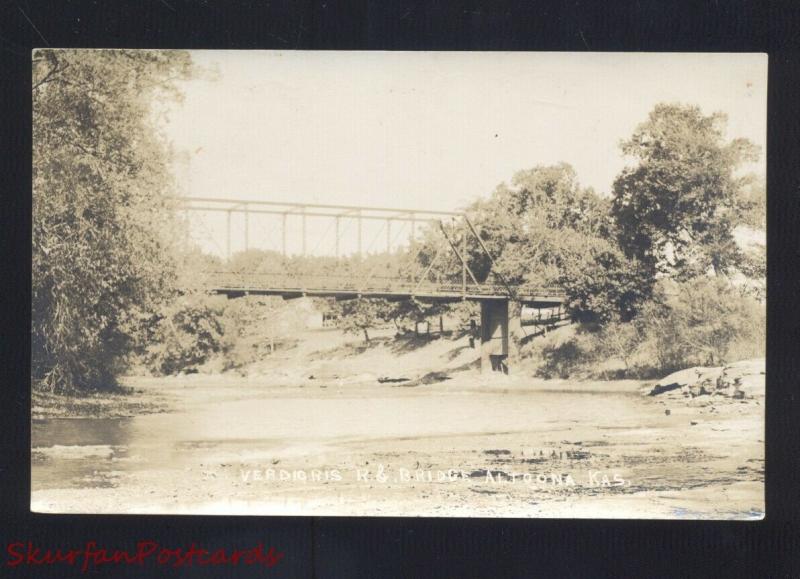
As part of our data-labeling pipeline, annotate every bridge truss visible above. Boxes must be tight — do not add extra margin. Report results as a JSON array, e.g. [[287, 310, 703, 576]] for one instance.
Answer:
[[177, 197, 566, 306]]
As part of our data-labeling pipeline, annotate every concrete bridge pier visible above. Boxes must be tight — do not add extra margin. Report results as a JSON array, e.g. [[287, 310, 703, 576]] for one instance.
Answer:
[[480, 299, 523, 374]]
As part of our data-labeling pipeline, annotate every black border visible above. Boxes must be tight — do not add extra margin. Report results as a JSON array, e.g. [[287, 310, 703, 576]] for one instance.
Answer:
[[2, 1, 799, 577]]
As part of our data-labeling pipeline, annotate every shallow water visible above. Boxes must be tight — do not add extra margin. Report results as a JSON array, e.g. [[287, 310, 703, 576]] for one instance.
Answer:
[[32, 386, 668, 491]]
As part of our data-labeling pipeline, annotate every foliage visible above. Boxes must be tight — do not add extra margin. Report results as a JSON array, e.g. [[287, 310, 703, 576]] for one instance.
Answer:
[[333, 298, 393, 343], [736, 242, 766, 301], [736, 176, 766, 230], [599, 318, 641, 371], [144, 294, 227, 375], [212, 249, 408, 293], [140, 293, 325, 375], [383, 298, 449, 334], [611, 103, 760, 279], [226, 249, 285, 273], [548, 229, 651, 323], [175, 248, 224, 291], [536, 338, 584, 379], [32, 49, 194, 391], [524, 276, 764, 380], [531, 326, 601, 380], [218, 295, 291, 368], [634, 277, 765, 371], [449, 300, 480, 330], [412, 163, 650, 322], [454, 163, 612, 284]]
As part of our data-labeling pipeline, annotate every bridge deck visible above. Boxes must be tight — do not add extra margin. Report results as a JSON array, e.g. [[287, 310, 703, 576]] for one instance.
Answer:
[[192, 272, 567, 306]]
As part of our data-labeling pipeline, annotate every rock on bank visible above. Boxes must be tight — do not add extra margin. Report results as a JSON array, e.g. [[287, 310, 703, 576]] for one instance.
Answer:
[[647, 358, 765, 400]]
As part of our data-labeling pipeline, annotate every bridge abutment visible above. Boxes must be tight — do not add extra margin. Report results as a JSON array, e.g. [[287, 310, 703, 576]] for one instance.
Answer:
[[479, 299, 522, 374]]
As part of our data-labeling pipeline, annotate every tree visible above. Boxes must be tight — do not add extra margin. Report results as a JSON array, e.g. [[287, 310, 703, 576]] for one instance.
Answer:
[[416, 163, 648, 322], [144, 294, 226, 375], [611, 103, 760, 279], [737, 176, 766, 230], [634, 277, 765, 371], [334, 298, 391, 344], [226, 249, 284, 273], [219, 295, 289, 365], [32, 50, 194, 391], [555, 231, 652, 323], [447, 163, 613, 287], [385, 298, 448, 335], [599, 317, 641, 371], [175, 248, 224, 291]]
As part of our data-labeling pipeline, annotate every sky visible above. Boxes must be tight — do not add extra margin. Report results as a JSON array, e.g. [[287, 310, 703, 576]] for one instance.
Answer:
[[162, 51, 767, 257]]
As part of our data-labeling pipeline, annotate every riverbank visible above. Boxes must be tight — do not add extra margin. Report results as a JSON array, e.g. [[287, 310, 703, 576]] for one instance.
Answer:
[[31, 326, 644, 419], [32, 384, 171, 420]]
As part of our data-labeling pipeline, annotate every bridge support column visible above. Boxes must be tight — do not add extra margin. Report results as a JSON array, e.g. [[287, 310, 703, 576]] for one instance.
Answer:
[[480, 300, 522, 374]]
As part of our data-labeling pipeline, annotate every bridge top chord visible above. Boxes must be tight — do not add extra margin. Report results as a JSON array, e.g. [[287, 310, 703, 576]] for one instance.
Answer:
[[178, 196, 568, 307], [178, 197, 464, 223]]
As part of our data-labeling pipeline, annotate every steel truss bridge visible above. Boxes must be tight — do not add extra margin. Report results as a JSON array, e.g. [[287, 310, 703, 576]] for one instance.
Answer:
[[178, 197, 567, 307]]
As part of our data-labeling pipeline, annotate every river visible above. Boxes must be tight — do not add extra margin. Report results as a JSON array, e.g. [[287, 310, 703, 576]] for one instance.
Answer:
[[31, 377, 764, 518]]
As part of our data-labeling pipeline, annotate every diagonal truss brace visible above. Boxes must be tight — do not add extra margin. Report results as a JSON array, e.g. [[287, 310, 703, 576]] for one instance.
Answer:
[[438, 220, 481, 290], [464, 216, 517, 300]]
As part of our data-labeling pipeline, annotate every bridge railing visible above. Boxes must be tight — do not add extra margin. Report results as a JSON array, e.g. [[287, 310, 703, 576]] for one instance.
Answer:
[[190, 270, 566, 300]]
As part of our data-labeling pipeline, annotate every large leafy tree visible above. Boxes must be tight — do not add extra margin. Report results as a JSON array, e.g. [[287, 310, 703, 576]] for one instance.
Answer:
[[414, 163, 648, 322], [334, 298, 393, 344], [611, 103, 760, 279], [32, 50, 194, 391], [457, 163, 613, 286]]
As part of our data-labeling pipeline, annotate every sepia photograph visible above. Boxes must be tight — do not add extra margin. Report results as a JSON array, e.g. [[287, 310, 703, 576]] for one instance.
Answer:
[[31, 50, 766, 519]]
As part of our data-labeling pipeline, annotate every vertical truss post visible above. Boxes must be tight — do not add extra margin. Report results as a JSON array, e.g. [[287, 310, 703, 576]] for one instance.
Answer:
[[225, 209, 232, 260], [335, 216, 340, 258], [281, 213, 287, 257], [410, 214, 416, 241], [301, 210, 307, 256], [244, 204, 249, 251], [461, 218, 467, 297], [386, 219, 392, 253], [357, 210, 362, 258]]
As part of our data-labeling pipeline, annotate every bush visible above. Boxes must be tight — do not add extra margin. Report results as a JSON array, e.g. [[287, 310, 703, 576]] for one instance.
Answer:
[[536, 338, 584, 379], [634, 277, 765, 373], [522, 276, 764, 381], [144, 294, 227, 375], [599, 318, 642, 371], [218, 295, 292, 369], [530, 325, 603, 379], [334, 298, 394, 344]]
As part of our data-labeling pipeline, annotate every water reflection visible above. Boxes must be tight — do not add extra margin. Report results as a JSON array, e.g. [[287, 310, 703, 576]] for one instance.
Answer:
[[32, 417, 132, 448], [32, 388, 664, 492]]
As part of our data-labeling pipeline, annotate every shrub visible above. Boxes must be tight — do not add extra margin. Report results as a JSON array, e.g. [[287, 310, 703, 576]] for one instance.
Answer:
[[334, 298, 394, 344], [634, 277, 765, 372], [144, 294, 227, 375], [532, 325, 602, 379], [599, 318, 642, 371], [536, 338, 584, 379], [218, 296, 291, 369], [523, 276, 764, 380]]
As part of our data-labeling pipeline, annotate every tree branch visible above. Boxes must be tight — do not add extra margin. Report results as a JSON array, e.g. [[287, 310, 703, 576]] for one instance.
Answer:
[[33, 62, 69, 91]]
